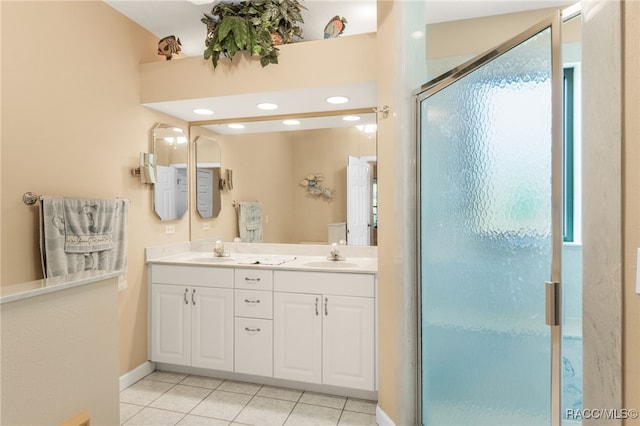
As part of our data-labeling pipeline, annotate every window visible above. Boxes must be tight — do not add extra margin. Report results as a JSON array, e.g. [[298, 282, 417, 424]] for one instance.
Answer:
[[563, 67, 575, 242]]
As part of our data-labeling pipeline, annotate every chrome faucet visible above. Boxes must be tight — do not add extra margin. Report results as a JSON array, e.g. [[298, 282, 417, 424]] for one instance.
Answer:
[[327, 243, 345, 261], [213, 240, 228, 257]]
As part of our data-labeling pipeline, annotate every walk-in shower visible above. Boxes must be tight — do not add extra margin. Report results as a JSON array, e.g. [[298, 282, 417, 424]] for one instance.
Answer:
[[417, 8, 582, 425]]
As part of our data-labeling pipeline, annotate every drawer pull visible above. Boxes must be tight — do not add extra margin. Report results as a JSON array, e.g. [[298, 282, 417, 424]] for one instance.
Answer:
[[244, 277, 261, 282], [192, 288, 196, 305], [325, 297, 328, 316], [184, 288, 189, 305], [315, 297, 319, 316], [244, 327, 261, 333], [244, 299, 261, 304]]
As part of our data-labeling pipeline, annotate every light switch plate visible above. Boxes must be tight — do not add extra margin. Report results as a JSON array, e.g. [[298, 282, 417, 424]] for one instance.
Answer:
[[118, 275, 128, 291]]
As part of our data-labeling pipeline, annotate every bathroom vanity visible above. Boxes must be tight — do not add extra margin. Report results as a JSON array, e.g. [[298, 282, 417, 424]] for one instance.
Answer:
[[146, 242, 377, 398]]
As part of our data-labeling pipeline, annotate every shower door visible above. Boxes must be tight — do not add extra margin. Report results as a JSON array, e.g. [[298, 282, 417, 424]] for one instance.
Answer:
[[418, 13, 563, 426]]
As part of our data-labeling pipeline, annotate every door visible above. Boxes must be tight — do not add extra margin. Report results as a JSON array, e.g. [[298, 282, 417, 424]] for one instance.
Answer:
[[418, 14, 563, 426], [322, 295, 375, 390], [151, 284, 190, 365], [347, 156, 371, 245], [154, 165, 177, 220], [191, 287, 234, 371], [196, 168, 214, 218], [176, 167, 188, 219], [273, 292, 322, 384]]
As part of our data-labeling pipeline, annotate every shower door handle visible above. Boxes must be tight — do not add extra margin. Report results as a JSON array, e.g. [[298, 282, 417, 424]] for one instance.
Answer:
[[545, 281, 561, 326]]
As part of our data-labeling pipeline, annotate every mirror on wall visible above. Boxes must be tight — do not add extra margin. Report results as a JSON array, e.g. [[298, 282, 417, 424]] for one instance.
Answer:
[[152, 123, 188, 221], [190, 111, 378, 246], [195, 136, 222, 219]]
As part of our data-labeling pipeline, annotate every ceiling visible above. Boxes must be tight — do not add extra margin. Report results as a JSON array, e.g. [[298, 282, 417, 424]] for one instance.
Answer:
[[104, 0, 575, 133]]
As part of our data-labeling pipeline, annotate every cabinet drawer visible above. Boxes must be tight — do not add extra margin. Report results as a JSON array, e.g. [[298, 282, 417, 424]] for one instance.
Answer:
[[235, 268, 273, 291], [234, 318, 273, 377], [235, 289, 273, 319], [274, 271, 374, 297], [151, 264, 233, 288]]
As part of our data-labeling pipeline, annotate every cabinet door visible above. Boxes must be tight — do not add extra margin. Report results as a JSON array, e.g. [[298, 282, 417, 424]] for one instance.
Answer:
[[151, 284, 191, 365], [235, 317, 273, 376], [191, 287, 234, 371], [322, 295, 375, 390], [273, 292, 322, 384]]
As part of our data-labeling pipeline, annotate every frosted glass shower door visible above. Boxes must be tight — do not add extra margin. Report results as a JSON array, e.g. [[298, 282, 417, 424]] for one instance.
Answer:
[[419, 15, 562, 426]]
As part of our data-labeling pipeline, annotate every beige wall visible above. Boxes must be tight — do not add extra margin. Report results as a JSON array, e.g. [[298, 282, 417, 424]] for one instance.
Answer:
[[426, 6, 571, 79], [1, 278, 119, 425], [623, 0, 640, 422], [427, 7, 564, 59], [0, 1, 190, 376], [375, 0, 403, 422]]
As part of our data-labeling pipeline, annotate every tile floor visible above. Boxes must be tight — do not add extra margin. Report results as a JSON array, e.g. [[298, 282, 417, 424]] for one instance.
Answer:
[[120, 371, 378, 426]]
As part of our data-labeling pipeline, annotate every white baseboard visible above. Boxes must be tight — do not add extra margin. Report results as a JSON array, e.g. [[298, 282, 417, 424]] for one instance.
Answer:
[[376, 404, 396, 426], [119, 361, 156, 391]]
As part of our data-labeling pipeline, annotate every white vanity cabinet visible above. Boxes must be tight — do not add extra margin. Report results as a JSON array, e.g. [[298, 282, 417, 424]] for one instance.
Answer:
[[150, 265, 234, 371], [273, 271, 375, 391], [148, 260, 376, 394]]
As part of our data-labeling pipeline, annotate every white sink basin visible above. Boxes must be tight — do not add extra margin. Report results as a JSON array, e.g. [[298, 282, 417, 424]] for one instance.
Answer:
[[189, 256, 235, 263], [303, 261, 359, 268]]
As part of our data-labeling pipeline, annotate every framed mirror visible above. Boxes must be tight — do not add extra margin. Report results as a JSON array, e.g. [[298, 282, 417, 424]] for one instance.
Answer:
[[152, 123, 188, 221], [190, 110, 378, 245], [195, 136, 222, 219]]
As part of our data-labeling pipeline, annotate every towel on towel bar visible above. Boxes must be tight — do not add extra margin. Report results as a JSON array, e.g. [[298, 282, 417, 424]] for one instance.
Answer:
[[238, 201, 263, 243], [63, 198, 116, 253], [40, 196, 128, 278]]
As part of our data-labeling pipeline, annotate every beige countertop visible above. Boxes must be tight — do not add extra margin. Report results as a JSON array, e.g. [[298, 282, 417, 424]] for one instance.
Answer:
[[147, 251, 377, 274]]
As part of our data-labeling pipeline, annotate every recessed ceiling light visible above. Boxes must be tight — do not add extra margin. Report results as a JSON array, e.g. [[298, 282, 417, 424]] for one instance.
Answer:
[[257, 102, 278, 110], [193, 108, 214, 115], [326, 96, 349, 105], [228, 123, 245, 129], [283, 119, 300, 126], [357, 124, 378, 134], [342, 115, 361, 122]]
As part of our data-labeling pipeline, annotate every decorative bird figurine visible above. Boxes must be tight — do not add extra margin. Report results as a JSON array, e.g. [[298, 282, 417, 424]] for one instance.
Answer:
[[157, 35, 182, 60], [324, 15, 347, 39]]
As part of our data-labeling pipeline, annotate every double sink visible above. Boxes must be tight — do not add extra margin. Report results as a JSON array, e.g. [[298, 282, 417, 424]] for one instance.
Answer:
[[168, 253, 367, 271]]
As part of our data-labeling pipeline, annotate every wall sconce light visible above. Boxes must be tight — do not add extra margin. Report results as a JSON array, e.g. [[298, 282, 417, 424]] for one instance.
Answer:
[[131, 152, 156, 184], [219, 169, 233, 191]]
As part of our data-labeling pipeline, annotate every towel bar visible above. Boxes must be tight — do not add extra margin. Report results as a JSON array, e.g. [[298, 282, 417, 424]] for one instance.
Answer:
[[23, 192, 131, 206]]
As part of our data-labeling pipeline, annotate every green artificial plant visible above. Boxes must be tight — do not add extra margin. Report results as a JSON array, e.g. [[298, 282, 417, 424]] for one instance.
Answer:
[[201, 0, 306, 69], [261, 0, 306, 44]]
